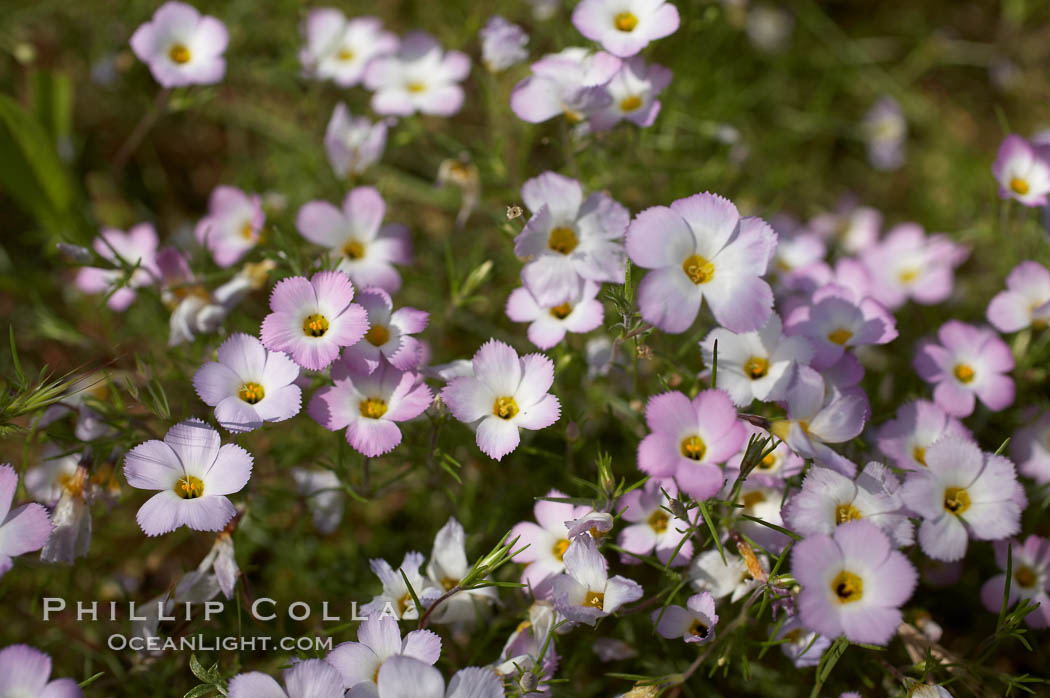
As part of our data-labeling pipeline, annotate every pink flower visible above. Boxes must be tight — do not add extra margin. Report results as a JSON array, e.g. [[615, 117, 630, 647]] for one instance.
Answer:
[[637, 389, 747, 501], [364, 32, 470, 117], [228, 659, 345, 698], [123, 420, 252, 536], [587, 56, 672, 132], [0, 645, 83, 697], [480, 16, 529, 73], [876, 399, 972, 472], [901, 439, 1023, 562], [860, 223, 968, 310], [327, 614, 441, 692], [75, 224, 159, 311], [325, 104, 388, 178], [510, 489, 595, 597], [617, 478, 692, 566], [793, 520, 917, 645], [298, 10, 397, 87], [192, 333, 301, 432], [194, 186, 264, 268], [309, 358, 432, 458], [509, 48, 618, 124], [992, 134, 1050, 206], [571, 0, 680, 57], [1011, 410, 1050, 484], [296, 187, 412, 294], [986, 261, 1050, 333], [652, 592, 718, 644], [515, 171, 629, 306], [980, 536, 1050, 628], [913, 321, 1014, 418], [440, 340, 560, 461], [260, 270, 368, 371], [626, 192, 777, 333], [130, 2, 228, 88], [784, 284, 897, 370], [0, 465, 52, 579], [341, 288, 428, 373], [551, 534, 643, 625], [506, 280, 604, 350]]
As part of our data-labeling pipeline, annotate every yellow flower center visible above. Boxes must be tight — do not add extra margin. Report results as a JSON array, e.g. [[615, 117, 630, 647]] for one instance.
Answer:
[[835, 503, 862, 524], [827, 328, 853, 346], [359, 397, 388, 419], [552, 538, 570, 561], [744, 356, 769, 379], [943, 486, 970, 514], [614, 11, 638, 31], [238, 382, 265, 404], [302, 313, 330, 337], [742, 491, 766, 509], [343, 240, 365, 260], [563, 109, 584, 124], [687, 619, 710, 639], [680, 435, 706, 461], [1010, 177, 1030, 195], [550, 302, 573, 319], [441, 576, 458, 591], [547, 226, 579, 254], [493, 396, 519, 420], [240, 221, 255, 240], [398, 593, 412, 616], [758, 452, 777, 470], [169, 43, 191, 64], [407, 81, 426, 93], [898, 267, 920, 283], [913, 446, 927, 466], [174, 475, 205, 500], [648, 509, 669, 534], [682, 254, 715, 284], [769, 419, 792, 441], [831, 570, 863, 603], [619, 95, 642, 112], [953, 364, 975, 383], [365, 324, 390, 347], [1014, 566, 1037, 588], [337, 48, 355, 61], [582, 591, 605, 609]]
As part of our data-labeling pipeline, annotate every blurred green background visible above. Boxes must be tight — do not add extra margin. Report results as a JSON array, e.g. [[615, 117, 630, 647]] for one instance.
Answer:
[[1, 0, 1050, 696]]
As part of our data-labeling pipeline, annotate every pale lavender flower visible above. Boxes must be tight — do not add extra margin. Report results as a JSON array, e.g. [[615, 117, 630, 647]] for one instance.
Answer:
[[0, 644, 83, 697], [495, 601, 559, 691], [689, 548, 766, 602], [123, 419, 252, 537], [291, 468, 345, 534], [860, 223, 968, 310], [364, 32, 471, 117], [652, 592, 718, 644], [617, 478, 692, 566], [506, 280, 604, 350], [913, 321, 1014, 418], [425, 517, 498, 623], [793, 520, 917, 645], [901, 439, 1023, 562], [370, 657, 504, 698], [509, 48, 618, 124], [197, 532, 238, 600], [1010, 410, 1050, 484], [228, 659, 345, 698], [784, 462, 912, 547], [296, 187, 412, 293], [298, 10, 397, 87], [700, 312, 813, 407], [784, 284, 897, 370], [130, 2, 227, 88], [774, 617, 830, 668], [481, 16, 529, 73], [309, 359, 432, 458], [863, 96, 906, 170], [509, 489, 595, 597], [626, 192, 777, 333], [587, 55, 672, 132], [193, 333, 301, 432], [514, 171, 629, 306], [551, 534, 642, 625], [260, 270, 368, 371], [441, 340, 560, 461], [564, 511, 614, 539], [876, 399, 972, 471], [637, 389, 746, 501], [0, 465, 52, 578], [980, 536, 1050, 628], [325, 103, 389, 178], [74, 224, 159, 311], [327, 614, 441, 692], [194, 186, 264, 268], [986, 261, 1050, 332], [361, 552, 441, 620], [571, 0, 680, 57], [992, 134, 1050, 206], [340, 288, 428, 373]]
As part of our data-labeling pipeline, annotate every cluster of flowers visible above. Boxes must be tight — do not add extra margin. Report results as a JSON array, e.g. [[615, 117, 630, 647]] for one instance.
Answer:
[[6, 1, 1050, 696]]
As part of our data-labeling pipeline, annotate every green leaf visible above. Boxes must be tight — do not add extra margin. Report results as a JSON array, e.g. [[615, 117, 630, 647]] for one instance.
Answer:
[[184, 684, 217, 698], [0, 94, 74, 231]]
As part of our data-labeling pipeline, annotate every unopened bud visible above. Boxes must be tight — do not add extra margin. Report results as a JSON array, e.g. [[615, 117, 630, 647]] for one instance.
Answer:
[[506, 205, 523, 220], [669, 498, 689, 521], [56, 243, 93, 264], [518, 671, 539, 692]]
